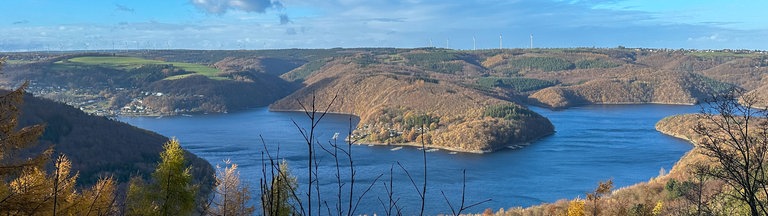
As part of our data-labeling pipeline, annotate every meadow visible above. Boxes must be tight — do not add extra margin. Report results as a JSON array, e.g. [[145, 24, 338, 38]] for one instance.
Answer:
[[57, 56, 226, 80]]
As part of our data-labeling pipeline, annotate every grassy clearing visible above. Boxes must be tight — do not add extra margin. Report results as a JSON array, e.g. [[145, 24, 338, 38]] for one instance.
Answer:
[[58, 56, 225, 80], [4, 59, 38, 64], [688, 51, 761, 58]]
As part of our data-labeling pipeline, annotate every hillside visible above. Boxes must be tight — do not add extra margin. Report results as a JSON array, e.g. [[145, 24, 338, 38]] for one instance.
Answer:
[[214, 56, 304, 77], [473, 49, 757, 109], [746, 79, 768, 108], [528, 69, 731, 108], [0, 54, 298, 115], [2, 48, 767, 153], [271, 56, 554, 153], [15, 91, 215, 191]]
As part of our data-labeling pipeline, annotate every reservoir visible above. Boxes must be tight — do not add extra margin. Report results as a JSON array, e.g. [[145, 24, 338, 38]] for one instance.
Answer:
[[119, 104, 698, 214]]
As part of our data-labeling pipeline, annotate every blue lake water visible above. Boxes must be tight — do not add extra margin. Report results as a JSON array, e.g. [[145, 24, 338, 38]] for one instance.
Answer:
[[119, 104, 698, 215]]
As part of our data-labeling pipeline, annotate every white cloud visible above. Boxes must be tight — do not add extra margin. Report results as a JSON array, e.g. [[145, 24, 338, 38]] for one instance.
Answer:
[[191, 0, 280, 14], [688, 33, 727, 42]]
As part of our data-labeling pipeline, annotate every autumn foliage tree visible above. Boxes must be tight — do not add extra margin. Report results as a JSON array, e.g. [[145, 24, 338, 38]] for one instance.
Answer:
[[207, 159, 254, 216], [127, 138, 198, 216], [5, 154, 118, 215]]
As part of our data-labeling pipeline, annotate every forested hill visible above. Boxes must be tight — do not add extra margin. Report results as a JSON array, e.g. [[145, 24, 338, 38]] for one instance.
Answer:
[[270, 58, 554, 153], [484, 49, 767, 109], [13, 91, 215, 191]]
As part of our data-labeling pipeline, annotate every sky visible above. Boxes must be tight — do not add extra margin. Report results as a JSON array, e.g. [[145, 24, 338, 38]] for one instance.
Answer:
[[1, 0, 767, 51]]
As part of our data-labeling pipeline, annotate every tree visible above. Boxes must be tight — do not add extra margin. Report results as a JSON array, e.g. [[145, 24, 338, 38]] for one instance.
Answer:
[[1, 151, 117, 215], [665, 163, 720, 215], [0, 79, 49, 213], [75, 176, 118, 215], [567, 199, 586, 216], [586, 179, 613, 216], [154, 138, 197, 215], [40, 154, 117, 215], [127, 138, 197, 216], [261, 160, 297, 216], [208, 159, 254, 216], [652, 201, 663, 216], [2, 164, 52, 214], [694, 88, 768, 216], [49, 154, 79, 215], [126, 177, 155, 216], [406, 128, 418, 142], [0, 81, 50, 177]]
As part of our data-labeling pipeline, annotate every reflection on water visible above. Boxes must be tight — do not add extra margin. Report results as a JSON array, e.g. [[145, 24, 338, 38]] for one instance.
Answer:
[[120, 104, 698, 214]]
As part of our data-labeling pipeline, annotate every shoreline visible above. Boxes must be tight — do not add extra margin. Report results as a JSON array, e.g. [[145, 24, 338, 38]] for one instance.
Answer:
[[268, 107, 360, 116], [535, 101, 697, 110], [655, 130, 695, 144], [354, 141, 486, 154], [351, 130, 555, 154]]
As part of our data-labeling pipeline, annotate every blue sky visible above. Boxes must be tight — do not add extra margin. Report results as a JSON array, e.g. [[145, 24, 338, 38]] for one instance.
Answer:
[[1, 0, 766, 51]]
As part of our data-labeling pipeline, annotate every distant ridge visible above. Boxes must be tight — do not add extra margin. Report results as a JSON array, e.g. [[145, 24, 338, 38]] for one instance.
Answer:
[[2, 47, 767, 153]]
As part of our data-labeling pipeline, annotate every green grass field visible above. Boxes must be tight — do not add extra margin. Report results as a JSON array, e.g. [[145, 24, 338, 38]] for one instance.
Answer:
[[58, 56, 226, 80]]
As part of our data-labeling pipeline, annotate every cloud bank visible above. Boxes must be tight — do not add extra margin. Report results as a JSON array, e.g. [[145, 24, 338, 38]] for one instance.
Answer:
[[2, 0, 767, 51]]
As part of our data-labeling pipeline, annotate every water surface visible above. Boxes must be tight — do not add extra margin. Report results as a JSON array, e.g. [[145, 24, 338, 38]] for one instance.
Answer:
[[120, 104, 698, 214]]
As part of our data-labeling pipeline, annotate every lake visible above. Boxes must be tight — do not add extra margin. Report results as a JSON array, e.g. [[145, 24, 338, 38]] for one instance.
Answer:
[[119, 104, 699, 215]]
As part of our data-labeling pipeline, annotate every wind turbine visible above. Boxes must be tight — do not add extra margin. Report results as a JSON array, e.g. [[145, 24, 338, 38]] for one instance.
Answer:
[[530, 33, 533, 49], [473, 36, 476, 50], [499, 33, 503, 49]]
